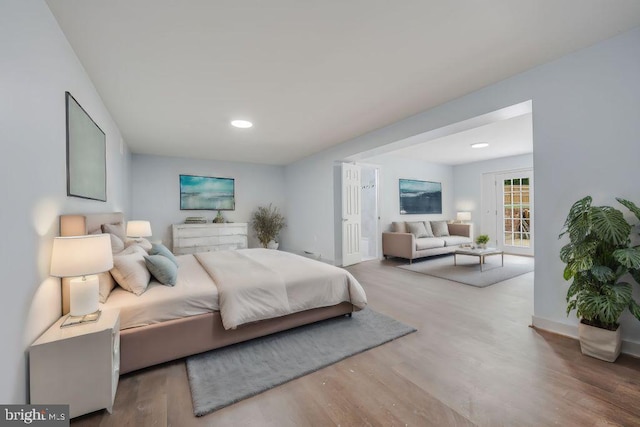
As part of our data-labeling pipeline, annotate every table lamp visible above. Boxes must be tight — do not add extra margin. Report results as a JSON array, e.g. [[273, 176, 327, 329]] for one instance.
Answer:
[[126, 220, 152, 241], [50, 234, 113, 326], [456, 212, 472, 223]]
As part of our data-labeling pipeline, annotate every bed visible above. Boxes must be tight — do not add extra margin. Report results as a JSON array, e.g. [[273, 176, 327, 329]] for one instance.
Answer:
[[59, 213, 367, 374]]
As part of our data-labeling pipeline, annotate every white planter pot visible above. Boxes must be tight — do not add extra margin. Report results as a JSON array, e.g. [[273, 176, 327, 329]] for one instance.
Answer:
[[267, 240, 279, 250], [578, 321, 621, 362]]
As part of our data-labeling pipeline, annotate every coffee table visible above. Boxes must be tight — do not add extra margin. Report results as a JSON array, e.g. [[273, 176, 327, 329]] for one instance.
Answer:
[[454, 247, 504, 272]]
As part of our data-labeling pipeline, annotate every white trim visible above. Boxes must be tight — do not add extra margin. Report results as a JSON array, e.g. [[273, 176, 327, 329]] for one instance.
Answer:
[[531, 316, 640, 358]]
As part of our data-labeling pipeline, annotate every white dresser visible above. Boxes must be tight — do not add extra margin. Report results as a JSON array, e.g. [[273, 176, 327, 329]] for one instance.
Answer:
[[172, 223, 248, 254]]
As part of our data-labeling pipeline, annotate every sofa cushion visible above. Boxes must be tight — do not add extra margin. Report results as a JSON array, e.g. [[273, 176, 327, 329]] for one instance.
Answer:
[[392, 221, 407, 233], [441, 236, 473, 247], [407, 221, 430, 238], [415, 238, 446, 250], [431, 221, 450, 237]]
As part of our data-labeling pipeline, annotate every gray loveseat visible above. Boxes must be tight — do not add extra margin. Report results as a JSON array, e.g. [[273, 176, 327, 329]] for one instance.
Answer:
[[382, 220, 472, 263]]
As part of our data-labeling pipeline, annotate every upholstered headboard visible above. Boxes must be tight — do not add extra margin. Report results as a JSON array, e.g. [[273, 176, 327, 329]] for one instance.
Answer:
[[59, 212, 124, 314]]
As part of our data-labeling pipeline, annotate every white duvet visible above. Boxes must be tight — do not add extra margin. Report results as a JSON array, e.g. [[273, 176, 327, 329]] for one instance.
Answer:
[[104, 248, 367, 330], [195, 248, 367, 329]]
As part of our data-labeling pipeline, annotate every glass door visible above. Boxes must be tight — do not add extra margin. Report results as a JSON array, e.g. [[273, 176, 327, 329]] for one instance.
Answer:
[[497, 170, 533, 255]]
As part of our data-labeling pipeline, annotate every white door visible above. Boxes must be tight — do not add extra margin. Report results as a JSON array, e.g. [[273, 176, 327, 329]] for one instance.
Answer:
[[497, 170, 534, 256], [342, 163, 362, 266]]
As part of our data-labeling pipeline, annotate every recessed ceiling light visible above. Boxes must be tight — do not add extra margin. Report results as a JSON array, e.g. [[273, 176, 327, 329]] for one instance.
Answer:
[[471, 142, 489, 149], [231, 119, 253, 128]]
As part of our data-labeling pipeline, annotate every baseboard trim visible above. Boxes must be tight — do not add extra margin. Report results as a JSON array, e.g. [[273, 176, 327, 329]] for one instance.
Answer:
[[531, 315, 640, 358]]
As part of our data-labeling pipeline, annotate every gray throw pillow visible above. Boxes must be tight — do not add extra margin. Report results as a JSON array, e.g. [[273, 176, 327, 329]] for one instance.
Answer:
[[145, 255, 178, 286], [406, 221, 429, 238], [430, 221, 450, 237], [421, 221, 435, 237], [149, 243, 179, 267]]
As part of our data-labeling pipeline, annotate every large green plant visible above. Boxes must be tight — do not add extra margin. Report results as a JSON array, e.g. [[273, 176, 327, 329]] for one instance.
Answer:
[[251, 204, 286, 248], [559, 196, 640, 329]]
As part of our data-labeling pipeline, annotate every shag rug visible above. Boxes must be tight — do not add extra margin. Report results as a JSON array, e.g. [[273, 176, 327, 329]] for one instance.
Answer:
[[397, 253, 534, 287], [186, 308, 416, 417]]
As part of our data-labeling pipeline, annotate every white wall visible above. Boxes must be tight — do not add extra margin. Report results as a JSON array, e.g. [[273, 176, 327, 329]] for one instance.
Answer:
[[453, 154, 533, 235], [0, 0, 131, 403], [285, 28, 640, 347], [131, 154, 286, 249]]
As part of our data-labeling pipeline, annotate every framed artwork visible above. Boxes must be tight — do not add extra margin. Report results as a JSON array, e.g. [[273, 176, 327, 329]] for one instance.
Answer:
[[180, 174, 235, 210], [399, 179, 442, 214], [66, 92, 106, 201]]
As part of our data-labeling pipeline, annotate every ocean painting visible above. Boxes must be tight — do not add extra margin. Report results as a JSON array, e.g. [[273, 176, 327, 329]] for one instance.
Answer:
[[399, 179, 442, 214], [180, 175, 235, 210]]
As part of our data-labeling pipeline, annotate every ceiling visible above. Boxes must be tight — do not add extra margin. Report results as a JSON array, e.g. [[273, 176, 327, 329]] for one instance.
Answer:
[[390, 113, 533, 165], [45, 1, 640, 166]]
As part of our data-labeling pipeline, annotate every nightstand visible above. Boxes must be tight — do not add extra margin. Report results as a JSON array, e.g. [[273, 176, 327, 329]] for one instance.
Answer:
[[29, 309, 120, 418]]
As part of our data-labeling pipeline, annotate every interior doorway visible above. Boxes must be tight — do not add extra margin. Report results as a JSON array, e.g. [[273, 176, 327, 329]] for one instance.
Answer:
[[360, 166, 379, 261]]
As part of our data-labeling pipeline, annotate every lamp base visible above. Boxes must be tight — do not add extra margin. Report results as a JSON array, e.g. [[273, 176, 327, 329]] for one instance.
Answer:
[[69, 275, 100, 317], [60, 310, 102, 328]]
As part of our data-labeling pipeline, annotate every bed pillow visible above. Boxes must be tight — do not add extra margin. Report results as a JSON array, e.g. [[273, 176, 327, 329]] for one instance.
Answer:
[[149, 243, 179, 267], [406, 221, 430, 238], [90, 228, 125, 254], [97, 271, 116, 303], [430, 221, 450, 237], [102, 222, 126, 242], [110, 248, 150, 295], [145, 255, 178, 286], [125, 237, 152, 252]]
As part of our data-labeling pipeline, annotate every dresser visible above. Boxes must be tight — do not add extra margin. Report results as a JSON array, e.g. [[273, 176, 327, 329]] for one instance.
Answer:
[[29, 309, 120, 418], [172, 223, 248, 254]]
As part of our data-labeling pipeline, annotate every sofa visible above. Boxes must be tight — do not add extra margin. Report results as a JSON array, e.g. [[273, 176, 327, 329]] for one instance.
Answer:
[[382, 220, 473, 263]]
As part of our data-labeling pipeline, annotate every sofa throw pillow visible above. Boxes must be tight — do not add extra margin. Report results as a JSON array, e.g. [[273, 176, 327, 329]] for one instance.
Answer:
[[406, 221, 430, 238], [430, 220, 450, 237], [392, 221, 408, 233], [149, 243, 179, 267], [421, 221, 435, 237], [110, 249, 151, 295], [145, 255, 178, 286]]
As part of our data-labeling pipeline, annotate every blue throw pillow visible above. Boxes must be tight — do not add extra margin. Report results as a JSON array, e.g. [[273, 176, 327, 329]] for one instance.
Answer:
[[144, 255, 178, 286], [149, 243, 179, 267]]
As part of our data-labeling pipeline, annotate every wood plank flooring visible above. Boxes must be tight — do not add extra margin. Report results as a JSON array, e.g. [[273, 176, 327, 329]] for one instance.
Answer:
[[71, 257, 640, 426]]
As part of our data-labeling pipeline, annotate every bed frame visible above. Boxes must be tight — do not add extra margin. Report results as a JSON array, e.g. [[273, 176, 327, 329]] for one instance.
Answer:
[[60, 213, 354, 374]]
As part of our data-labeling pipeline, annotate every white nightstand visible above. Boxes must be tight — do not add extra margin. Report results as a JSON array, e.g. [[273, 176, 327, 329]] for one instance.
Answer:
[[29, 309, 120, 418]]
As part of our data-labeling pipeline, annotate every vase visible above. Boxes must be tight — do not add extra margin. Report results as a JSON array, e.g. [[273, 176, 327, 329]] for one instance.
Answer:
[[267, 240, 279, 250], [578, 321, 621, 362]]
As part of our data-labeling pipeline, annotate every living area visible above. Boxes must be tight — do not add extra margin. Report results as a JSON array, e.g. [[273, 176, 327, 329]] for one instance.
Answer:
[[342, 102, 534, 288]]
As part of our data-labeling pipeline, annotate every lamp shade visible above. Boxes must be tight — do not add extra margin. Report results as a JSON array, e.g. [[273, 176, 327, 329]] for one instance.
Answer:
[[457, 211, 472, 222], [50, 234, 113, 278], [126, 220, 152, 237]]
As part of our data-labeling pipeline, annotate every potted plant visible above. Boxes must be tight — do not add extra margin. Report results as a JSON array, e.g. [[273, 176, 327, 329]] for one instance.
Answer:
[[559, 196, 640, 362], [476, 234, 490, 249], [251, 204, 286, 249]]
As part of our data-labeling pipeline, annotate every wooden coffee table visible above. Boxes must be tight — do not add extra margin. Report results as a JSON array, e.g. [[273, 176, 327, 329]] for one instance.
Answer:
[[454, 247, 504, 272]]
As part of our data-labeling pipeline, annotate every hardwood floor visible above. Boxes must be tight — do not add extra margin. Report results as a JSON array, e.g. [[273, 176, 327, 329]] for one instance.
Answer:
[[72, 258, 640, 426]]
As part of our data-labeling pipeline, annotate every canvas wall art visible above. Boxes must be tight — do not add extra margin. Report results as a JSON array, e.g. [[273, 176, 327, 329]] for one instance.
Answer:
[[180, 174, 235, 210], [66, 92, 106, 201], [399, 179, 442, 214]]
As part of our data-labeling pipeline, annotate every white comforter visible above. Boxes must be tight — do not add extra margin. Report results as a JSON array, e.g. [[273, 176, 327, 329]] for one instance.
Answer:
[[195, 248, 367, 329]]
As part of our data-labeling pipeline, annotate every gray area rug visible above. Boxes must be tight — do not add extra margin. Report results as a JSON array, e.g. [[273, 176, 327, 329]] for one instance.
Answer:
[[397, 254, 534, 287], [186, 308, 416, 417]]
